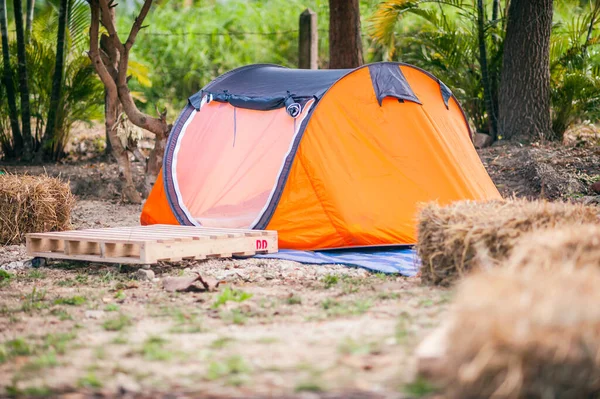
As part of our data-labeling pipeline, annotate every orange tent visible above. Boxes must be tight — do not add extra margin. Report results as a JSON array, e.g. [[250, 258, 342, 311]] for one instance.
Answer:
[[141, 62, 500, 249]]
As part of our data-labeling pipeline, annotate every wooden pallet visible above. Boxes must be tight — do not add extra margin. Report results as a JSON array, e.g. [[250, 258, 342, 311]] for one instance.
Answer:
[[26, 225, 278, 264]]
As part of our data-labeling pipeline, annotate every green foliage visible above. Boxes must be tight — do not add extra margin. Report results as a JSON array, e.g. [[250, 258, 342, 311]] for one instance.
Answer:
[[338, 337, 381, 355], [22, 351, 59, 372], [0, 338, 32, 363], [10, 385, 53, 397], [121, 0, 382, 115], [0, 0, 103, 160], [286, 294, 302, 305], [210, 336, 235, 349], [27, 269, 46, 279], [212, 287, 253, 308], [21, 286, 48, 312], [295, 381, 325, 393], [169, 309, 203, 333], [320, 298, 373, 317], [102, 314, 132, 331], [403, 376, 438, 397], [550, 0, 600, 140], [369, 0, 600, 139], [113, 290, 126, 301], [104, 303, 120, 312], [207, 355, 250, 385], [43, 332, 76, 354], [321, 274, 339, 288], [220, 309, 248, 325], [77, 371, 103, 389], [53, 295, 86, 306], [141, 336, 172, 361], [0, 332, 76, 365], [120, 0, 335, 113], [0, 270, 12, 285], [368, 0, 503, 134], [50, 308, 72, 320]]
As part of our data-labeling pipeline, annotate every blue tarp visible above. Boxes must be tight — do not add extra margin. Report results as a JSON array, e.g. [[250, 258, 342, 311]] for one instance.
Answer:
[[255, 248, 420, 276]]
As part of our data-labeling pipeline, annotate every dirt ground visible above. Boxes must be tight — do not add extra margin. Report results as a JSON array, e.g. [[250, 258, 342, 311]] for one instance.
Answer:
[[1, 133, 599, 398]]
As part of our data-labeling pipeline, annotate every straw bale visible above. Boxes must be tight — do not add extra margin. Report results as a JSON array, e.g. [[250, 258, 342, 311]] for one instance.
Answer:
[[507, 224, 600, 272], [0, 173, 75, 245], [433, 267, 600, 399], [417, 199, 599, 286]]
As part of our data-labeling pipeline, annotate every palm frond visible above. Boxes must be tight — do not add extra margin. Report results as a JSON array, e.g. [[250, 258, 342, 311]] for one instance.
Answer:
[[67, 0, 89, 52], [368, 0, 473, 47], [128, 60, 152, 88]]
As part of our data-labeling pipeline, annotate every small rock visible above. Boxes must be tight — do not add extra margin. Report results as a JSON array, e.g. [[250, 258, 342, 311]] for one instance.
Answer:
[[198, 275, 221, 291], [141, 264, 152, 270], [162, 274, 201, 292], [263, 272, 276, 280], [473, 132, 493, 149], [135, 269, 155, 281], [592, 181, 600, 194], [0, 260, 28, 271], [85, 310, 105, 319], [152, 278, 160, 283]]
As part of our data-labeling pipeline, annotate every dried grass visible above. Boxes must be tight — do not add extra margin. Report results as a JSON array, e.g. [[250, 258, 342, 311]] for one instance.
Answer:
[[508, 224, 600, 272], [437, 267, 600, 399], [0, 173, 75, 245], [417, 199, 599, 286]]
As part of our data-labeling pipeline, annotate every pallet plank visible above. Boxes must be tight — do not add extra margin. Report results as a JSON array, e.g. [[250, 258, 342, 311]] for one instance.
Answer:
[[26, 225, 277, 264]]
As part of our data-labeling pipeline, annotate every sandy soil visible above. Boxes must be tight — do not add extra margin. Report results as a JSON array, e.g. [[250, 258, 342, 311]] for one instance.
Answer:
[[0, 138, 598, 398]]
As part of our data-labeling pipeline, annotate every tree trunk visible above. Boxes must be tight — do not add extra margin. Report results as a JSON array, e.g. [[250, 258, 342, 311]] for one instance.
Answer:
[[328, 0, 363, 68], [104, 92, 113, 156], [498, 0, 553, 141], [0, 0, 23, 155], [492, 0, 500, 21], [105, 94, 142, 203], [477, 0, 497, 138], [41, 0, 68, 158], [89, 0, 169, 202], [25, 0, 33, 44], [490, 0, 501, 140], [100, 34, 114, 156], [89, 0, 142, 203], [13, 0, 33, 154], [144, 112, 167, 196], [298, 8, 318, 69]]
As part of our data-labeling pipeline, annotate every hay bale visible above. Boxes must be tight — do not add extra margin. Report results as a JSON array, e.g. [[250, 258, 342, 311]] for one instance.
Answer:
[[417, 199, 599, 286], [428, 267, 600, 399], [0, 173, 75, 245], [508, 224, 600, 272]]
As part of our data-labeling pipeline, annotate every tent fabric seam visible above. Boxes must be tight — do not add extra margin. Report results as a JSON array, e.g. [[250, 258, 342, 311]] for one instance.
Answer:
[[163, 104, 196, 226], [249, 99, 316, 229], [171, 108, 201, 226], [251, 100, 319, 229]]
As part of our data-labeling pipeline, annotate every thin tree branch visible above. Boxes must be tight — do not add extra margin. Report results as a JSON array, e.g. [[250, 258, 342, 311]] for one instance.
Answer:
[[125, 0, 152, 50], [582, 1, 600, 60], [113, 0, 168, 136], [88, 0, 117, 96]]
